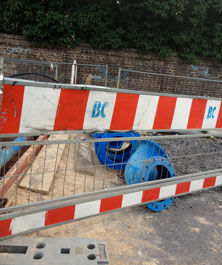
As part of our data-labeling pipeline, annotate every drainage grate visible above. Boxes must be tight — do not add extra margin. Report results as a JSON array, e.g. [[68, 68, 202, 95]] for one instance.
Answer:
[[0, 237, 109, 264]]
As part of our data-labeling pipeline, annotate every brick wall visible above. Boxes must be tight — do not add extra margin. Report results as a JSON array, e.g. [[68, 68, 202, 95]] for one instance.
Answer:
[[1, 33, 222, 98]]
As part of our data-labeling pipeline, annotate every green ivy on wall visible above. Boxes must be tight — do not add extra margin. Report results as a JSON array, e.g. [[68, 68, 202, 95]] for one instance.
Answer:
[[1, 0, 222, 63]]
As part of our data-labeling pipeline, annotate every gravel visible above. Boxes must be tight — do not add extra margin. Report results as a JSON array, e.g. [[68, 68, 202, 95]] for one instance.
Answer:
[[156, 137, 222, 176]]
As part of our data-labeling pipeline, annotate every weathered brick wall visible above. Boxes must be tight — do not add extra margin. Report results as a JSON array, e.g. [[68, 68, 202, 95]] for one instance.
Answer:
[[1, 33, 222, 97]]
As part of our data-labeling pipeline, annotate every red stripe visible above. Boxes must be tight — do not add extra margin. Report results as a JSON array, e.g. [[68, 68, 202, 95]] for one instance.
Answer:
[[187, 99, 207, 129], [54, 89, 89, 130], [100, 195, 123, 212], [0, 219, 12, 237], [141, 188, 160, 203], [203, 176, 216, 188], [45, 205, 75, 226], [175, 182, 191, 195], [0, 84, 24, 134], [110, 93, 139, 130], [152, 97, 177, 129], [216, 102, 222, 128]]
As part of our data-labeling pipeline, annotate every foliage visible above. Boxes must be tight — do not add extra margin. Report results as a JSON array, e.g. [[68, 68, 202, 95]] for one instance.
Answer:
[[1, 0, 222, 62]]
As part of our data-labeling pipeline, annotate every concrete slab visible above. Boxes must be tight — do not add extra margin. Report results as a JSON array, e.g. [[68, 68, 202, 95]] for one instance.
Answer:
[[0, 236, 109, 265]]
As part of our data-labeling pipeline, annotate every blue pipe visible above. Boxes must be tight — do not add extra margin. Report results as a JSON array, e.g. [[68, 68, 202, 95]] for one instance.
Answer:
[[0, 137, 28, 168], [124, 140, 176, 212], [92, 132, 140, 170]]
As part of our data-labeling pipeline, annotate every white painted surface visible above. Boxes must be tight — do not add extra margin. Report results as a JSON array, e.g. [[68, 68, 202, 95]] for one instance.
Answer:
[[19, 86, 61, 133], [171, 98, 192, 129], [215, 175, 222, 186], [83, 91, 116, 130], [75, 200, 101, 219], [202, 100, 221, 129], [122, 191, 143, 207], [10, 212, 46, 234], [159, 184, 176, 199], [133, 95, 159, 130], [189, 179, 204, 192]]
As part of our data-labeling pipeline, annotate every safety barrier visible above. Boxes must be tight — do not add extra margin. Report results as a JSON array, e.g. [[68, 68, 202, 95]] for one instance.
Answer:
[[1, 78, 222, 135], [0, 132, 222, 239], [0, 76, 222, 240]]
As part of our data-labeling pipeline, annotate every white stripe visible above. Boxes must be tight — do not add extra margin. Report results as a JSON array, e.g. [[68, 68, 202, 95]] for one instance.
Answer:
[[10, 212, 46, 234], [75, 200, 101, 219], [159, 185, 176, 199], [83, 91, 116, 130], [171, 98, 192, 129], [133, 95, 159, 130], [215, 175, 222, 186], [122, 191, 143, 207], [189, 179, 204, 192], [19, 86, 61, 133], [202, 100, 221, 129]]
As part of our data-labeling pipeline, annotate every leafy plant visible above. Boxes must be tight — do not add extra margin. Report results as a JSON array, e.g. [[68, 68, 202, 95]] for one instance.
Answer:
[[1, 0, 222, 62]]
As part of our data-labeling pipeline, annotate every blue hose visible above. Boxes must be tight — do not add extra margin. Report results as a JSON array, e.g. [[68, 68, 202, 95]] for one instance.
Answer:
[[0, 137, 28, 168]]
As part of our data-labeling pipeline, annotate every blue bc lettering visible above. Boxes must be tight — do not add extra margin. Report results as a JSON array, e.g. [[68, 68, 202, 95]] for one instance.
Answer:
[[92, 101, 108, 118], [207, 106, 216, 119]]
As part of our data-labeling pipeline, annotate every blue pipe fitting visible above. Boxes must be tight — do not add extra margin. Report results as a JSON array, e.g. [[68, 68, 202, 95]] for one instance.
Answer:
[[92, 132, 140, 170], [133, 140, 169, 159], [124, 140, 176, 212], [0, 137, 28, 168]]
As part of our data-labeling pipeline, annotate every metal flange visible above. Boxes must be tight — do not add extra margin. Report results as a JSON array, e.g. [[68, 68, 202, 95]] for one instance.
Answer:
[[124, 141, 176, 212]]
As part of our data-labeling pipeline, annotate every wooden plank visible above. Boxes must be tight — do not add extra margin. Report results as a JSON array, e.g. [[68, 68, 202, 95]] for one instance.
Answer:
[[19, 134, 68, 194], [75, 140, 94, 176]]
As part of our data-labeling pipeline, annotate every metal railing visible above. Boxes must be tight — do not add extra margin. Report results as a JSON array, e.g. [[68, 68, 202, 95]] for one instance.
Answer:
[[3, 58, 222, 98], [4, 58, 108, 86], [1, 132, 222, 239], [0, 132, 221, 207], [117, 68, 222, 97], [1, 75, 222, 240]]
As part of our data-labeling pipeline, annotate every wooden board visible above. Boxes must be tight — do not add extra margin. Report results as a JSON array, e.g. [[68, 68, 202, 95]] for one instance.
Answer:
[[19, 134, 68, 194], [75, 140, 94, 176]]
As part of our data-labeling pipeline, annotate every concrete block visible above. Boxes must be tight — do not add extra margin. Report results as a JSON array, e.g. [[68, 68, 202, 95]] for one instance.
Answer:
[[0, 236, 109, 265]]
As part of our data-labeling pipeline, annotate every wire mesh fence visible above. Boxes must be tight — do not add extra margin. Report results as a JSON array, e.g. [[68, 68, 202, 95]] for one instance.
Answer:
[[3, 59, 108, 86], [3, 58, 222, 97], [0, 133, 222, 210], [117, 68, 222, 97]]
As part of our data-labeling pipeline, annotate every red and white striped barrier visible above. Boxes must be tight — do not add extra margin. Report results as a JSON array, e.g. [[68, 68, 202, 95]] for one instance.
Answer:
[[1, 83, 222, 134], [1, 174, 222, 239]]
